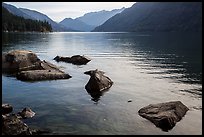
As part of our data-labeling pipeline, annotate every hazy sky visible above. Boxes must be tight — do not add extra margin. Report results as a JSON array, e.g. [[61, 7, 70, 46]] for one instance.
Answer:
[[4, 2, 136, 22]]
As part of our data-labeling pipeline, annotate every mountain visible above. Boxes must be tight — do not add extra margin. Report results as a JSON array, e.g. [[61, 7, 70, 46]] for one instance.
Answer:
[[76, 7, 125, 26], [2, 3, 34, 20], [2, 7, 52, 32], [19, 8, 72, 32], [59, 18, 95, 32], [93, 2, 202, 32], [2, 3, 73, 32]]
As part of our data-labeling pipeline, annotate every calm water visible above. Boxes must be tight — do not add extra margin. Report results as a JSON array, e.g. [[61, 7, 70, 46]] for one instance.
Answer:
[[2, 32, 202, 135]]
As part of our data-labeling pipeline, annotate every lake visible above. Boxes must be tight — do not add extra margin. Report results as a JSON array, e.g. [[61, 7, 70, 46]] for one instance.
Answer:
[[2, 32, 202, 135]]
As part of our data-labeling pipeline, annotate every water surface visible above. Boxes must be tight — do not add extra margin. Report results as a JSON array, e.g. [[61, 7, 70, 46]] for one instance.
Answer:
[[2, 32, 202, 135]]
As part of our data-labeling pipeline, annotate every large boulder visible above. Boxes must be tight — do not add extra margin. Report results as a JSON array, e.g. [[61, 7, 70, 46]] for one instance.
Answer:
[[2, 50, 41, 73], [138, 101, 189, 132], [84, 69, 113, 93], [2, 50, 72, 81], [2, 104, 13, 115], [54, 55, 91, 65]]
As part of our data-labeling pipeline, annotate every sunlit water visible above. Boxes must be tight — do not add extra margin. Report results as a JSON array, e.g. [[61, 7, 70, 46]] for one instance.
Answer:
[[2, 32, 202, 135]]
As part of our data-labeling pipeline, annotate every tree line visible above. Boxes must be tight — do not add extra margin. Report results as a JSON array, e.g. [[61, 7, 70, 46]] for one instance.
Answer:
[[2, 7, 52, 32]]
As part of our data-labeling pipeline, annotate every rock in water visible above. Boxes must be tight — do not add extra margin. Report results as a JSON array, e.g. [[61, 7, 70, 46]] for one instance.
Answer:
[[84, 69, 113, 92], [18, 108, 35, 119], [70, 55, 91, 65], [138, 101, 189, 132], [2, 114, 33, 135], [54, 55, 91, 65], [2, 104, 13, 115], [2, 50, 71, 81], [16, 69, 71, 81], [16, 59, 72, 81], [2, 50, 41, 73]]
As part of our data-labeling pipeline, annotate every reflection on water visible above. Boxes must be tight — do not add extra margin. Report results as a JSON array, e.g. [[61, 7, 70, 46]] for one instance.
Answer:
[[2, 32, 202, 135], [86, 90, 103, 103]]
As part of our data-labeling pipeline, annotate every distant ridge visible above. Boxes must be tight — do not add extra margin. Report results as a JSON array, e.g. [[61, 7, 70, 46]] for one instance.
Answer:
[[2, 3, 74, 32], [59, 7, 125, 32], [93, 2, 202, 32]]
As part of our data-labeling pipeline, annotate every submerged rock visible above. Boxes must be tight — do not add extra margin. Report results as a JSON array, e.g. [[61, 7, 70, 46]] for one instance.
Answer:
[[2, 50, 41, 73], [84, 69, 113, 101], [138, 101, 189, 132], [2, 104, 13, 115], [18, 108, 35, 119], [54, 55, 91, 65]]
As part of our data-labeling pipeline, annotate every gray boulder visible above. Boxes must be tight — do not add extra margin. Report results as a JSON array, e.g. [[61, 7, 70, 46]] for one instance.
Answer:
[[54, 55, 91, 65], [138, 101, 189, 132], [2, 50, 41, 73], [84, 69, 113, 97], [2, 50, 71, 81]]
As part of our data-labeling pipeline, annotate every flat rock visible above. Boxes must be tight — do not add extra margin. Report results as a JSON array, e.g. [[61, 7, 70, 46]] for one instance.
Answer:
[[2, 104, 13, 115], [54, 55, 91, 65], [16, 69, 71, 81], [138, 101, 189, 132]]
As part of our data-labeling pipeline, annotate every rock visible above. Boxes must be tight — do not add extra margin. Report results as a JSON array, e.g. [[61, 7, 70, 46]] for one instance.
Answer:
[[2, 50, 41, 73], [70, 55, 91, 65], [16, 69, 71, 81], [2, 105, 49, 135], [18, 108, 35, 119], [2, 50, 71, 81], [84, 69, 113, 93], [54, 55, 91, 65], [2, 114, 33, 135], [2, 104, 13, 115], [138, 101, 189, 132], [39, 60, 64, 72], [53, 56, 70, 62]]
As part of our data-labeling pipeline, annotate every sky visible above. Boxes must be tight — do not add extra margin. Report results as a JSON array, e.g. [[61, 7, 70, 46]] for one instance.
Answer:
[[4, 2, 136, 22]]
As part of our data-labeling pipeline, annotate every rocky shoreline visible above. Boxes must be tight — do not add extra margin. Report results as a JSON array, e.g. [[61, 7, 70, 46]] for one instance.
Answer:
[[2, 104, 50, 135]]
